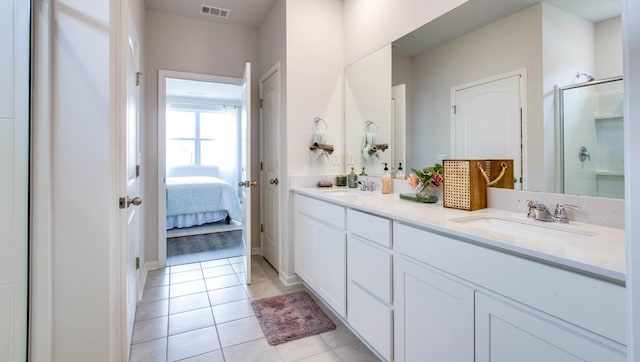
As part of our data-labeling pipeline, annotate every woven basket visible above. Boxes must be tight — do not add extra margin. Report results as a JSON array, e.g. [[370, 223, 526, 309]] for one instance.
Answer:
[[443, 160, 514, 211]]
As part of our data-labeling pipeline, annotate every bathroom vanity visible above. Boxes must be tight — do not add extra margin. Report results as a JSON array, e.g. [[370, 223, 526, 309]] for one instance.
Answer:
[[292, 188, 626, 362]]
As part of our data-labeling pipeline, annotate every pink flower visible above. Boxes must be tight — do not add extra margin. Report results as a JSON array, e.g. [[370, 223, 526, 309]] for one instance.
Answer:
[[407, 174, 420, 189], [431, 172, 443, 187]]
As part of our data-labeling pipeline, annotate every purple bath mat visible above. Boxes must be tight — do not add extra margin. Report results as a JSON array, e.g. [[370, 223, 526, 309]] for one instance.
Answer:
[[251, 291, 336, 345]]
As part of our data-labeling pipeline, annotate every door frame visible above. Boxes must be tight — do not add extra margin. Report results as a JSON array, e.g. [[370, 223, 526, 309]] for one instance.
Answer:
[[258, 62, 282, 266], [156, 70, 243, 267], [450, 69, 528, 190]]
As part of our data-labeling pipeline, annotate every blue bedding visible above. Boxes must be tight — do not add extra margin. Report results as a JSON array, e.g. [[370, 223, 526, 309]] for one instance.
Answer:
[[166, 176, 243, 226]]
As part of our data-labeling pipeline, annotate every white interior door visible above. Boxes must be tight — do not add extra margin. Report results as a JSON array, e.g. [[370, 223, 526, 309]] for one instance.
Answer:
[[123, 24, 141, 360], [260, 64, 281, 270], [239, 62, 253, 284], [0, 0, 28, 359], [452, 73, 523, 188]]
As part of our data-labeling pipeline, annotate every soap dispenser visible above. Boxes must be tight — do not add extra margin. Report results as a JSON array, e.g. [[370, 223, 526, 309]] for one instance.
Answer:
[[381, 163, 392, 194], [395, 162, 405, 180], [347, 167, 358, 188], [360, 167, 368, 176]]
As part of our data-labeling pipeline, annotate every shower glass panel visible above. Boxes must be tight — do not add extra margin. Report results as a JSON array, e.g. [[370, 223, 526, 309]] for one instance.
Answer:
[[559, 76, 624, 199]]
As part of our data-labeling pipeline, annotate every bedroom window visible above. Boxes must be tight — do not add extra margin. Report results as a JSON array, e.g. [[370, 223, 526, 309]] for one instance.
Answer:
[[166, 105, 239, 168]]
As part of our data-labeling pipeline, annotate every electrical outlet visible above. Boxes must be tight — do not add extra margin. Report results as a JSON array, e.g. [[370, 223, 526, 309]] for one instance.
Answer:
[[331, 152, 340, 165]]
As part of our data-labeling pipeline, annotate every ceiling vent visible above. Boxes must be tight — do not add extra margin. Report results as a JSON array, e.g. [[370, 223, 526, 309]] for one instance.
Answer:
[[200, 5, 230, 19]]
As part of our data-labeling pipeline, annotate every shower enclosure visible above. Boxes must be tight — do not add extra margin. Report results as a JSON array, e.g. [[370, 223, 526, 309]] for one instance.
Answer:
[[558, 76, 624, 199]]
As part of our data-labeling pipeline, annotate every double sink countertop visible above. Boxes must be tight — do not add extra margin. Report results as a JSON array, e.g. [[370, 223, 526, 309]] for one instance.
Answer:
[[292, 187, 626, 285]]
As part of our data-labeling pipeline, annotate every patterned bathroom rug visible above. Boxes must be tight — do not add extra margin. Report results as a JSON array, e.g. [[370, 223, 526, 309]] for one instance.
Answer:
[[251, 291, 336, 346]]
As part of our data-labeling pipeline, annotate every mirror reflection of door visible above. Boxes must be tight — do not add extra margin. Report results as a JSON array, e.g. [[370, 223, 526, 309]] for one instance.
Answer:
[[160, 70, 249, 284], [452, 72, 524, 189], [392, 84, 407, 171]]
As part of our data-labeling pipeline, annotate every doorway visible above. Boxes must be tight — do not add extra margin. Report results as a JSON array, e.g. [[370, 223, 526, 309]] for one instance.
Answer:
[[157, 71, 248, 268]]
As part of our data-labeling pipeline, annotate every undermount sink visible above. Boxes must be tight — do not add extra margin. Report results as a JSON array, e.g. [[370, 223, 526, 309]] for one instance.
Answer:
[[450, 215, 596, 241], [320, 188, 362, 196]]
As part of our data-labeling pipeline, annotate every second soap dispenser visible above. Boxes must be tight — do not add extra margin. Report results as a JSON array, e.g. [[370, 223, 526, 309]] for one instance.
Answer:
[[381, 163, 392, 194], [347, 167, 358, 188]]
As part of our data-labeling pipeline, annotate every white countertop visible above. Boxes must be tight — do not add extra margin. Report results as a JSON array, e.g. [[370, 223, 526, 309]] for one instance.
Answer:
[[292, 187, 626, 284]]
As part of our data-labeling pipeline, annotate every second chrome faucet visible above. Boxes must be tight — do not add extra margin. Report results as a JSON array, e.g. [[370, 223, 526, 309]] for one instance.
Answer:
[[520, 200, 580, 223]]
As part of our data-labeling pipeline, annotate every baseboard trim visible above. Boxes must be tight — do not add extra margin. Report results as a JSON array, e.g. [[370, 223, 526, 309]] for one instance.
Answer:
[[279, 272, 302, 287], [138, 261, 159, 302]]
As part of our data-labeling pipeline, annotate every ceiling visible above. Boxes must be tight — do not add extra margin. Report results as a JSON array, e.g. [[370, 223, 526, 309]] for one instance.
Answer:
[[145, 0, 278, 28], [394, 0, 622, 57]]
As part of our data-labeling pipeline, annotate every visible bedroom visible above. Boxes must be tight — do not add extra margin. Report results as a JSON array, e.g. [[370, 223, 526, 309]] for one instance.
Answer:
[[163, 75, 245, 266]]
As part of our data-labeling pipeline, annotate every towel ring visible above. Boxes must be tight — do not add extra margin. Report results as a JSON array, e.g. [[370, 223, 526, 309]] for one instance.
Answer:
[[365, 120, 377, 133], [313, 117, 328, 133]]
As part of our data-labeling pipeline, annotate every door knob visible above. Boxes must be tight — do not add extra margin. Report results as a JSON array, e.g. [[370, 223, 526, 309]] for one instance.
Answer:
[[269, 178, 279, 185], [127, 196, 142, 207], [239, 180, 258, 187]]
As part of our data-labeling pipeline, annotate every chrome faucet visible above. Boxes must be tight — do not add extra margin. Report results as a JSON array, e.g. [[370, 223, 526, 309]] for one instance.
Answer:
[[522, 200, 554, 222], [519, 200, 580, 223]]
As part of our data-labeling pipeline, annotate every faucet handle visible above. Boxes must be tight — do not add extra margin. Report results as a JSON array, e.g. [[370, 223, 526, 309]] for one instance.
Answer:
[[518, 199, 538, 207], [554, 203, 580, 223], [518, 199, 538, 219], [556, 203, 580, 210]]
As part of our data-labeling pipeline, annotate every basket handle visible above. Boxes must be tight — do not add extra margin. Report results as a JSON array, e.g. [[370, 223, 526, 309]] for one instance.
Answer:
[[478, 162, 508, 186]]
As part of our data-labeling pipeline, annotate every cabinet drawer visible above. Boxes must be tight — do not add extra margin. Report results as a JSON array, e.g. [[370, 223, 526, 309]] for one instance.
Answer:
[[296, 195, 345, 230], [348, 235, 392, 304], [348, 281, 392, 361], [347, 209, 391, 248]]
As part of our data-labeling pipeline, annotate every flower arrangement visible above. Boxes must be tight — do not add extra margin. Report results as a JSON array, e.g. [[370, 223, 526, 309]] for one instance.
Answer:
[[407, 163, 444, 194]]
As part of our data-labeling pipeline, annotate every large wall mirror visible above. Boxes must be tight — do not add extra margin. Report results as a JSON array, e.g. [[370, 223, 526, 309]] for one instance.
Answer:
[[344, 0, 623, 198]]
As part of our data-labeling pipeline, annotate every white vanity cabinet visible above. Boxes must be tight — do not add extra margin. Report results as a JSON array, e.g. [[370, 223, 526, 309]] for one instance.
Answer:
[[293, 194, 346, 317], [475, 292, 626, 362], [394, 222, 627, 362], [394, 256, 475, 362], [347, 209, 393, 362]]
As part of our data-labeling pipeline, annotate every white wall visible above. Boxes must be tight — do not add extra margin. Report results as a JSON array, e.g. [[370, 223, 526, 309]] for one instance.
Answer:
[[596, 16, 623, 79], [0, 0, 28, 360], [144, 9, 260, 259], [281, 0, 344, 281], [286, 0, 344, 177], [407, 5, 543, 187], [542, 3, 595, 194], [343, 0, 468, 65]]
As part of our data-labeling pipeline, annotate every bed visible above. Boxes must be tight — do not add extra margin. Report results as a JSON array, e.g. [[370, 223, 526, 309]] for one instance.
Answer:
[[166, 176, 243, 229]]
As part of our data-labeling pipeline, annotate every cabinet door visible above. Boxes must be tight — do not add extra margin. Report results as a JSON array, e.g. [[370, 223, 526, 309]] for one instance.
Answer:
[[316, 224, 346, 317], [348, 281, 392, 361], [394, 257, 474, 362], [475, 292, 626, 362], [294, 213, 317, 286]]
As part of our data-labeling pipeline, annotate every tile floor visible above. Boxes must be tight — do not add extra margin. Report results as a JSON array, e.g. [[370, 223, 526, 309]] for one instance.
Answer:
[[130, 256, 381, 362]]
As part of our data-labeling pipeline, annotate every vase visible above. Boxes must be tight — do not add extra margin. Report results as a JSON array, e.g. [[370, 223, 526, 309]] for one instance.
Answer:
[[416, 185, 439, 203]]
